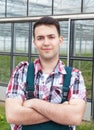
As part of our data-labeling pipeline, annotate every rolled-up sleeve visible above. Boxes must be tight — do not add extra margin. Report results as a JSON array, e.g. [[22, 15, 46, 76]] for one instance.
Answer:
[[6, 61, 29, 101], [68, 68, 86, 101]]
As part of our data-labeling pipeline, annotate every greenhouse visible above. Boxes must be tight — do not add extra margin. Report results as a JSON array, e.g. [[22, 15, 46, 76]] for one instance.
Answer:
[[0, 0, 94, 121]]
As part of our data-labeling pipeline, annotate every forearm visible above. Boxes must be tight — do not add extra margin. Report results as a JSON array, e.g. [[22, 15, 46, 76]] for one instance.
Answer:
[[5, 98, 49, 125], [30, 98, 86, 125]]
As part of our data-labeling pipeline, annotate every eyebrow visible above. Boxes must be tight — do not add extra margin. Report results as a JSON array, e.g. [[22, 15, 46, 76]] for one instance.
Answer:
[[36, 34, 55, 37]]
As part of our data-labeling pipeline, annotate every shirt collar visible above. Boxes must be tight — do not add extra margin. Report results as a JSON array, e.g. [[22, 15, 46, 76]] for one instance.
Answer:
[[34, 58, 66, 75], [55, 60, 66, 75], [34, 58, 42, 75]]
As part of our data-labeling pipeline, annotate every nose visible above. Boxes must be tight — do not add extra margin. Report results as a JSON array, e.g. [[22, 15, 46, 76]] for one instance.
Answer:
[[43, 38, 50, 46]]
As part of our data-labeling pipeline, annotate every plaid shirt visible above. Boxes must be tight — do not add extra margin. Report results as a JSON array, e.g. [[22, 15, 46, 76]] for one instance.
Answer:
[[6, 58, 86, 130]]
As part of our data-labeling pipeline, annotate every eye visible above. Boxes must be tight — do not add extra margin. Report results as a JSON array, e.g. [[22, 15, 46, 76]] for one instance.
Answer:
[[49, 35, 55, 39], [37, 36, 44, 41]]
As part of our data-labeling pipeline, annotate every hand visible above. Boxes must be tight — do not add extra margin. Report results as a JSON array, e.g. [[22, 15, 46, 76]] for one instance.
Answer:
[[23, 99, 34, 108], [63, 101, 69, 105]]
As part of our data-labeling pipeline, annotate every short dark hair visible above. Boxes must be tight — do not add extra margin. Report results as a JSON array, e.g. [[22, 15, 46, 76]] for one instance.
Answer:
[[33, 16, 60, 37]]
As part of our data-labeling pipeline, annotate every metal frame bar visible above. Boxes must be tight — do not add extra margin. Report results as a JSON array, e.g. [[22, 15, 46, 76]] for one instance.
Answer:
[[81, 0, 83, 13], [27, 0, 29, 16], [0, 13, 94, 23], [52, 0, 54, 15], [10, 23, 14, 75], [67, 19, 71, 66], [92, 25, 94, 120], [28, 22, 32, 62], [5, 0, 7, 17]]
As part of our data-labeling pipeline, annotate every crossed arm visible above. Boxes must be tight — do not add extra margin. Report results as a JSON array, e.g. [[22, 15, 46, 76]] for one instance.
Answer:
[[5, 98, 49, 125], [5, 97, 86, 126]]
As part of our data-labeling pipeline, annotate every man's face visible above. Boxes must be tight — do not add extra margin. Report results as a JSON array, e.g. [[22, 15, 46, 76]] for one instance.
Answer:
[[33, 25, 63, 61]]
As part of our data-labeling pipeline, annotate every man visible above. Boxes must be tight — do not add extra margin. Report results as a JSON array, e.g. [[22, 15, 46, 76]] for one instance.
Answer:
[[5, 16, 86, 130]]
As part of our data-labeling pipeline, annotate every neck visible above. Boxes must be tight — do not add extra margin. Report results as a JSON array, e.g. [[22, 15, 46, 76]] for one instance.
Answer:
[[39, 57, 59, 74]]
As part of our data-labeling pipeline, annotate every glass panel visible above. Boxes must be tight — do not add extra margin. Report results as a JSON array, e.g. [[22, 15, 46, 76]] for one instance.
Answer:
[[83, 0, 94, 13], [32, 41, 38, 54], [73, 60, 92, 99], [0, 55, 10, 83], [60, 58, 67, 65], [31, 56, 38, 62], [54, 0, 81, 14], [7, 0, 27, 17], [0, 0, 5, 17], [13, 56, 28, 69], [13, 23, 29, 53], [59, 21, 68, 56], [32, 22, 38, 54], [29, 0, 52, 16], [0, 23, 11, 52], [73, 20, 94, 57]]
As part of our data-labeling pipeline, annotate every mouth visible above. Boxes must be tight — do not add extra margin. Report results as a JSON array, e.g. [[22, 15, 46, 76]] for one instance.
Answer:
[[42, 49, 51, 53], [42, 48, 51, 51]]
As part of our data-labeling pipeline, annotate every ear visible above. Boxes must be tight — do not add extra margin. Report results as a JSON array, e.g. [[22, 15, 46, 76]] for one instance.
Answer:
[[59, 36, 63, 46], [33, 39, 37, 48]]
